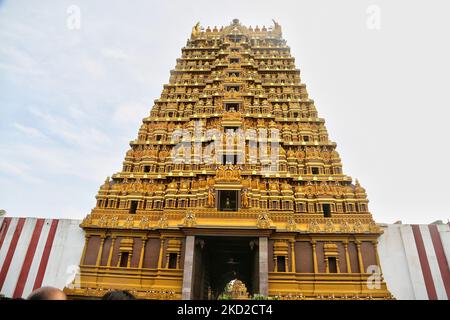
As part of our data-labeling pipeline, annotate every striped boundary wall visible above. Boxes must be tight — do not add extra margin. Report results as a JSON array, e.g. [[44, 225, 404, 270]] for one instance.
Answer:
[[0, 217, 84, 298], [378, 223, 450, 300], [0, 217, 448, 299]]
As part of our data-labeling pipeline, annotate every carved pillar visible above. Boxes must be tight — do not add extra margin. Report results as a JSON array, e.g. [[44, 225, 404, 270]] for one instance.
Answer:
[[139, 237, 147, 269], [127, 251, 132, 268], [336, 257, 341, 273], [116, 253, 122, 267], [182, 235, 195, 300], [356, 241, 364, 273], [290, 240, 296, 273], [157, 238, 165, 269], [311, 240, 318, 273], [95, 236, 106, 266], [79, 235, 90, 265], [344, 241, 351, 273], [372, 240, 382, 272], [285, 252, 289, 272], [107, 236, 116, 267]]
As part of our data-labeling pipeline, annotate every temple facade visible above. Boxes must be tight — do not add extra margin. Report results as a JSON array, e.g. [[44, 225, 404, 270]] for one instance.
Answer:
[[63, 19, 393, 299]]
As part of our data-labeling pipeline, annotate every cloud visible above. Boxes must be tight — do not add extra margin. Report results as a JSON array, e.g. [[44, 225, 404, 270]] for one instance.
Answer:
[[0, 45, 43, 76], [67, 105, 89, 120], [82, 58, 105, 79], [13, 122, 48, 139], [101, 48, 130, 61], [28, 107, 111, 148], [113, 101, 149, 126], [2, 141, 119, 184], [0, 159, 43, 184]]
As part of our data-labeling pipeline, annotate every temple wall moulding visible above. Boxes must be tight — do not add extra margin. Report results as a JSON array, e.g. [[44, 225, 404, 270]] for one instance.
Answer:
[[80, 212, 382, 235]]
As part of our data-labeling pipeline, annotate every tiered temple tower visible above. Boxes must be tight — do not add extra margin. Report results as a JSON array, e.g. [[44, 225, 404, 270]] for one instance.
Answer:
[[65, 19, 393, 300]]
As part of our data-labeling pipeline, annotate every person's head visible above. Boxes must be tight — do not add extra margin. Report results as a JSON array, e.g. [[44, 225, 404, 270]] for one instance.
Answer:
[[27, 286, 67, 300], [101, 290, 135, 300]]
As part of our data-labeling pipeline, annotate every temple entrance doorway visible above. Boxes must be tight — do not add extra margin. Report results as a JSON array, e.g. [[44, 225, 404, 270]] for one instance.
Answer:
[[191, 236, 259, 300]]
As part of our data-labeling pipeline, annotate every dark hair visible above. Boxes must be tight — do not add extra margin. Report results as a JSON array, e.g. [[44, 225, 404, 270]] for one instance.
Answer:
[[28, 292, 49, 300], [27, 287, 66, 300], [101, 290, 136, 300]]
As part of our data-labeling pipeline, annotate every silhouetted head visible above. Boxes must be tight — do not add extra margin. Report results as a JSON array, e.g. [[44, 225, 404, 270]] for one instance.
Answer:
[[102, 290, 135, 300], [27, 286, 67, 300]]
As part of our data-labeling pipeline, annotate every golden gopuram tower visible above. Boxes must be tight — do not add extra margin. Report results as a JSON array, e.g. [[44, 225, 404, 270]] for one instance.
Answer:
[[65, 19, 393, 300]]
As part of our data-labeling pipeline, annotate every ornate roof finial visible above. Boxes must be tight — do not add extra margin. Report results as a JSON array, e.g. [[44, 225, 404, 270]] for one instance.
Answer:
[[102, 176, 111, 190], [191, 21, 201, 38], [354, 179, 366, 194], [272, 19, 282, 36], [232, 18, 240, 25]]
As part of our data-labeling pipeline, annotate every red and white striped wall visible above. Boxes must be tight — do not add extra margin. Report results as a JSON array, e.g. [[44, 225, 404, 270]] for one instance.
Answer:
[[378, 223, 450, 300], [0, 217, 84, 299], [0, 217, 448, 299]]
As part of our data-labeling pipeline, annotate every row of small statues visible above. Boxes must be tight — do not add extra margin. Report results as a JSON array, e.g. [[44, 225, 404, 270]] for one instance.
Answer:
[[101, 177, 366, 197], [191, 20, 282, 37], [175, 57, 293, 67], [125, 145, 340, 162], [141, 118, 323, 133], [169, 70, 297, 83]]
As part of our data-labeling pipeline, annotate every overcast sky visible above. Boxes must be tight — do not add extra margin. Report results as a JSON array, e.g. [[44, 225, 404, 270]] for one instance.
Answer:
[[0, 0, 449, 224]]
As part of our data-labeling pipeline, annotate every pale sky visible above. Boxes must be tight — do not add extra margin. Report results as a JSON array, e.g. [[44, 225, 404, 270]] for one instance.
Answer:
[[0, 0, 449, 224]]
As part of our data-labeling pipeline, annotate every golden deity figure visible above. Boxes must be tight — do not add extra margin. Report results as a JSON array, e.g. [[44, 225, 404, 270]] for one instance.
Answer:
[[241, 190, 250, 208], [224, 197, 232, 209], [207, 188, 215, 207]]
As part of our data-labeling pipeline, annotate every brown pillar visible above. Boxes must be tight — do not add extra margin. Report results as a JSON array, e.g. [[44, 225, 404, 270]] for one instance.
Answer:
[[157, 238, 165, 269], [356, 241, 364, 273], [116, 253, 122, 267], [336, 257, 341, 273], [372, 240, 382, 271], [290, 240, 296, 273], [344, 241, 351, 273], [139, 238, 147, 269], [79, 235, 90, 265], [95, 236, 106, 266], [311, 241, 318, 273], [127, 251, 132, 268], [107, 237, 116, 267]]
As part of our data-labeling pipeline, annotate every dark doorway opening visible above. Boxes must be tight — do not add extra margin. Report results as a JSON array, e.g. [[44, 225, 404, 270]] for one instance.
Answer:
[[323, 203, 331, 218], [129, 201, 138, 214], [276, 256, 286, 272], [168, 253, 177, 269], [328, 257, 338, 273], [222, 154, 238, 164], [120, 253, 129, 268], [218, 190, 238, 211], [192, 236, 259, 300]]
